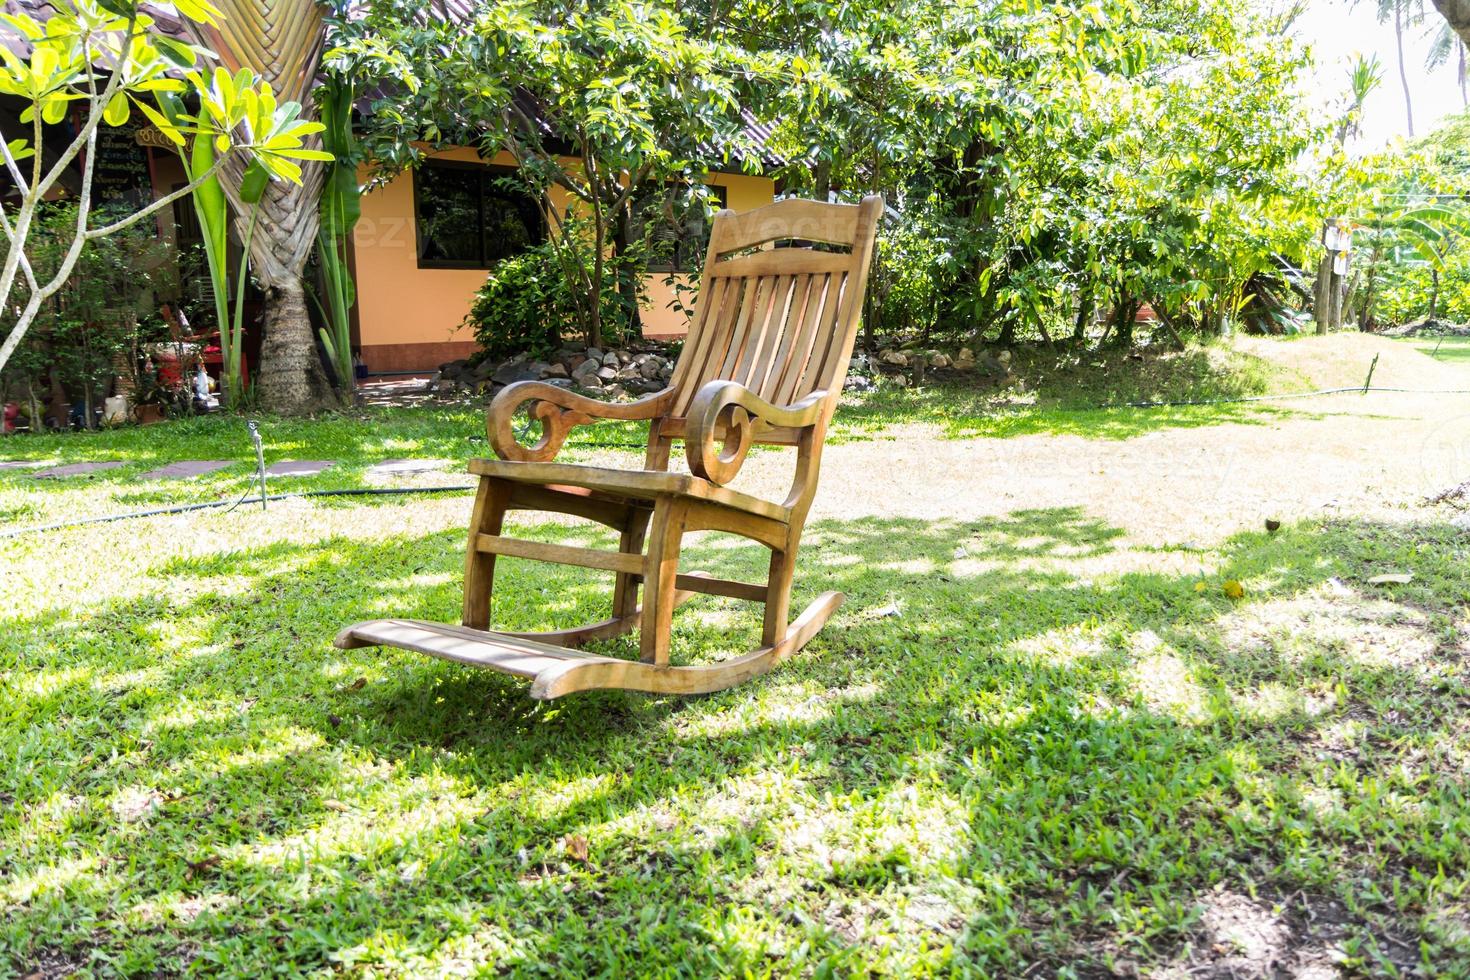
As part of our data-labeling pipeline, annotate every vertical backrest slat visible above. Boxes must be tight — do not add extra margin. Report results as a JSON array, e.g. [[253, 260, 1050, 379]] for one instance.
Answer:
[[667, 274, 727, 395], [717, 275, 773, 381], [771, 273, 832, 407], [737, 274, 793, 391], [794, 272, 851, 398], [673, 275, 750, 416], [659, 195, 883, 446], [753, 273, 811, 401]]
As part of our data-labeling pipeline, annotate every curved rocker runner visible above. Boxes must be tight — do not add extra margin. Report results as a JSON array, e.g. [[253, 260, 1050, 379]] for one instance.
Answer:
[[336, 195, 884, 698]]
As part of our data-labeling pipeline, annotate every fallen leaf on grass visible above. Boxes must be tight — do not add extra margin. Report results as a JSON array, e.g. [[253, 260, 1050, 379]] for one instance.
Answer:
[[1265, 518, 1281, 533], [1367, 573, 1413, 585], [1222, 580, 1245, 600], [349, 677, 367, 691], [323, 800, 349, 813], [563, 834, 589, 864]]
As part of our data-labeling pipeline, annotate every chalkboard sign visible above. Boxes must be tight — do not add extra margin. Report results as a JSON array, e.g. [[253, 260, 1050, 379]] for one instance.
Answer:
[[92, 122, 152, 208]]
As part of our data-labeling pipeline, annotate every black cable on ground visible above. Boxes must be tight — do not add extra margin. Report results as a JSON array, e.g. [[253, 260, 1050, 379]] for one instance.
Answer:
[[3, 485, 476, 539]]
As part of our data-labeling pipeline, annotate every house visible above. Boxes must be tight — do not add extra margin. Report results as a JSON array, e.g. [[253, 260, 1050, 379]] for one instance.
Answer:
[[349, 146, 776, 373]]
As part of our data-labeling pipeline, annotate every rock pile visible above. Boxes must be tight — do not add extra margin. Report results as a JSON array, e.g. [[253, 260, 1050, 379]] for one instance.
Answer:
[[432, 345, 677, 400], [858, 346, 1016, 387]]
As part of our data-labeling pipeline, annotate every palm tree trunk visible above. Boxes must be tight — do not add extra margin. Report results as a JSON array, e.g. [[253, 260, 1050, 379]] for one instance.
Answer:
[[1397, 2, 1417, 137], [227, 158, 335, 413], [184, 0, 336, 415]]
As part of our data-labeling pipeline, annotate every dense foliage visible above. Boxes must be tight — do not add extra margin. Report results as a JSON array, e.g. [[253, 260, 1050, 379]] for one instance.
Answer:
[[0, 204, 179, 427], [336, 0, 1470, 354]]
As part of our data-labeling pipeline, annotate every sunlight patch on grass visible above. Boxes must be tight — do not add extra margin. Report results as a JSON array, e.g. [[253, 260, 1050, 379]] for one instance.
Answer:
[[1130, 649, 1210, 724]]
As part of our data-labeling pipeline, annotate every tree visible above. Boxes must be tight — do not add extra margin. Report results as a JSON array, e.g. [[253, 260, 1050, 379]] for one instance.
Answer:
[[182, 0, 337, 414], [0, 0, 328, 381], [342, 0, 759, 350]]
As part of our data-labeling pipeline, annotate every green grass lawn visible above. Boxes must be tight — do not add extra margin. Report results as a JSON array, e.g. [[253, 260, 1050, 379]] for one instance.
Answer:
[[1401, 334, 1470, 366], [5, 438, 1470, 973], [5, 343, 1468, 974]]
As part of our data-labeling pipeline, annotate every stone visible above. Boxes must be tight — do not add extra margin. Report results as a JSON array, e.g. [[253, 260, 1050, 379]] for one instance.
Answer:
[[602, 352, 620, 367], [140, 460, 233, 480], [33, 461, 126, 478], [881, 350, 908, 367], [659, 364, 674, 380], [585, 347, 605, 362], [541, 363, 569, 379], [492, 360, 540, 386], [438, 358, 468, 380], [571, 359, 601, 382], [616, 366, 640, 380], [544, 378, 574, 390], [597, 365, 618, 381], [958, 348, 974, 360], [994, 349, 1012, 367], [638, 359, 661, 379], [565, 354, 588, 371], [603, 385, 627, 399], [577, 374, 603, 389], [953, 357, 976, 371], [264, 460, 335, 477], [369, 458, 450, 475], [930, 353, 951, 368]]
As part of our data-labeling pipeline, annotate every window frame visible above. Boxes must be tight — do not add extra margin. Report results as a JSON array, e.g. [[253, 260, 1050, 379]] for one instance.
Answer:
[[632, 181, 729, 275], [412, 159, 545, 271]]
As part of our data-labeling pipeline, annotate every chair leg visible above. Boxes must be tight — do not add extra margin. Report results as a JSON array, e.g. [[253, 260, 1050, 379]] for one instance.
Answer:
[[761, 546, 796, 647], [612, 506, 652, 622], [638, 497, 687, 666], [462, 477, 511, 630]]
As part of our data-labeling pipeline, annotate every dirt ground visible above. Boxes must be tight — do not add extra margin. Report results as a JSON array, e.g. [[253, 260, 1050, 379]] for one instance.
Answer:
[[697, 334, 1470, 549]]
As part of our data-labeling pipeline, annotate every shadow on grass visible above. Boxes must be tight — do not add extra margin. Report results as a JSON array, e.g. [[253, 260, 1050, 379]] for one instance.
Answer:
[[3, 507, 1468, 974]]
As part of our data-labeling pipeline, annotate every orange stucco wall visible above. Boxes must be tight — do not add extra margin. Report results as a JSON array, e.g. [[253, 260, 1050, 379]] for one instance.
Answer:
[[350, 146, 775, 370]]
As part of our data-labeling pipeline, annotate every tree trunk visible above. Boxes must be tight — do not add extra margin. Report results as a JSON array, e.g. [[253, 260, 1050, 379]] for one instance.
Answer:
[[813, 160, 831, 202], [612, 203, 641, 339], [1397, 2, 1416, 137], [1072, 285, 1093, 342], [1430, 267, 1441, 320], [256, 277, 331, 412], [235, 173, 335, 414], [182, 0, 335, 415]]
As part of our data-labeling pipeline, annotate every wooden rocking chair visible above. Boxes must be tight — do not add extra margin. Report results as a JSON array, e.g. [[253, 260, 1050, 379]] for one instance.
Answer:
[[336, 195, 883, 698]]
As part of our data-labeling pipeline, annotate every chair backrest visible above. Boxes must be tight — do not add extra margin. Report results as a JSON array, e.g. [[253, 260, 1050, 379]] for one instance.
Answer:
[[663, 196, 884, 440]]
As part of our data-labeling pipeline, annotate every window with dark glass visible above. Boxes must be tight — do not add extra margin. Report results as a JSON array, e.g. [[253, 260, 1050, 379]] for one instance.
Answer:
[[629, 183, 727, 273], [414, 162, 544, 269]]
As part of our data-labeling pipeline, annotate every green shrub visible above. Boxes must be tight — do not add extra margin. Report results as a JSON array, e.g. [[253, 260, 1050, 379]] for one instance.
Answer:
[[465, 235, 643, 362], [464, 243, 573, 363]]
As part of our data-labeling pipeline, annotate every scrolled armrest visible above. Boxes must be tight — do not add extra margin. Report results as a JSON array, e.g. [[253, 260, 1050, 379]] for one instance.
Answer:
[[489, 381, 675, 462], [686, 380, 829, 485]]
